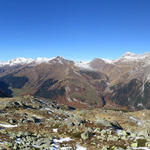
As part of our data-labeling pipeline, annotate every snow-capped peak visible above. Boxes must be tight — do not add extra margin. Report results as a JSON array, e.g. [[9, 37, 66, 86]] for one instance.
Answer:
[[122, 52, 137, 56], [113, 52, 150, 66], [0, 56, 67, 67], [114, 52, 142, 63], [0, 57, 33, 66], [121, 52, 138, 59], [1, 52, 150, 67]]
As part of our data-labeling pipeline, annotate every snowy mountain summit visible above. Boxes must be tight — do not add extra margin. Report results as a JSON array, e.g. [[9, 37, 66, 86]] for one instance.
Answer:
[[0, 56, 66, 67], [0, 52, 150, 67], [0, 58, 33, 66], [114, 52, 150, 63]]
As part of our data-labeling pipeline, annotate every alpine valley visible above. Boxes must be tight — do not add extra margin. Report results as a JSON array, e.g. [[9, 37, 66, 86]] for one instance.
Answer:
[[0, 52, 150, 111]]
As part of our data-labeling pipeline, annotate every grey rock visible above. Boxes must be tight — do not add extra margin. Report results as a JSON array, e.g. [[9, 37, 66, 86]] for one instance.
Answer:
[[137, 130, 148, 137], [96, 118, 112, 127], [81, 131, 90, 140]]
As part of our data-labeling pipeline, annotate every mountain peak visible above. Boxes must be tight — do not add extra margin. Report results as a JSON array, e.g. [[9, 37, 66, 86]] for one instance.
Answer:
[[1, 52, 150, 67], [55, 56, 64, 59], [121, 52, 138, 58], [123, 52, 136, 56], [113, 52, 139, 63], [0, 57, 33, 66]]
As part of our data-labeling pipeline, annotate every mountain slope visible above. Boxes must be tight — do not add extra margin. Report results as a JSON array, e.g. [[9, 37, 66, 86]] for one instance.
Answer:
[[0, 57, 109, 108], [0, 52, 150, 110]]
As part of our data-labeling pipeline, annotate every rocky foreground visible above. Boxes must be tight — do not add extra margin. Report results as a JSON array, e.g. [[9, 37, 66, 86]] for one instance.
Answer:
[[0, 96, 150, 149]]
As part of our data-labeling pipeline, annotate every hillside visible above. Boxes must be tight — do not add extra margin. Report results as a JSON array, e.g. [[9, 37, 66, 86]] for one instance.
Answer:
[[0, 52, 150, 110], [0, 96, 150, 149]]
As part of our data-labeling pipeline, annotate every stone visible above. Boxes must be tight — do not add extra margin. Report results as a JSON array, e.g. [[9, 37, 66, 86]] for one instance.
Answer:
[[32, 117, 42, 124], [111, 121, 123, 130], [13, 143, 18, 150], [137, 130, 148, 137], [101, 129, 107, 135], [122, 130, 127, 136], [102, 145, 109, 150], [87, 127, 93, 133], [130, 132, 136, 138], [17, 131, 24, 137], [146, 136, 150, 142], [113, 147, 124, 150], [107, 135, 119, 141], [94, 128, 101, 133], [146, 142, 150, 147], [97, 136, 101, 140], [121, 136, 127, 140], [96, 118, 112, 127], [81, 131, 90, 140], [131, 142, 138, 148], [9, 119, 17, 124]]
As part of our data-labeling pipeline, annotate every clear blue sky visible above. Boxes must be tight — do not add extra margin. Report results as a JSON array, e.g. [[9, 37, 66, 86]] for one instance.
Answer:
[[0, 0, 150, 61]]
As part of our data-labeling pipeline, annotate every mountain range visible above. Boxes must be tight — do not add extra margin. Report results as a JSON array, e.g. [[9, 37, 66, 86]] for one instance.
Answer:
[[0, 52, 150, 110]]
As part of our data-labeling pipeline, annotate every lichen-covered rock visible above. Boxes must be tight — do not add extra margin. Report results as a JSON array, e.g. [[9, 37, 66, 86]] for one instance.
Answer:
[[96, 118, 112, 127], [131, 142, 138, 148], [102, 145, 109, 150], [81, 131, 90, 140]]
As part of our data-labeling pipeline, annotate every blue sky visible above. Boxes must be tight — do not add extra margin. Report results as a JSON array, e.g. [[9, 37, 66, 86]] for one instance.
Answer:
[[0, 0, 150, 61]]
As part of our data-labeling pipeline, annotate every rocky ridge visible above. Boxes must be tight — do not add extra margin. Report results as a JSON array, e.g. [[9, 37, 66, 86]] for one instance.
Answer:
[[0, 96, 150, 149]]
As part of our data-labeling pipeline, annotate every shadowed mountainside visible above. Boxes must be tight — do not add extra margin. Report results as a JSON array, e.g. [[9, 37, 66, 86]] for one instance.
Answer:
[[0, 53, 150, 110]]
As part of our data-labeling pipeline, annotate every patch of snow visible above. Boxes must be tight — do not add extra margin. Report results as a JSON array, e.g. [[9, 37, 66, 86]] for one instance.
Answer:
[[137, 103, 143, 107], [137, 121, 142, 126], [130, 116, 137, 121], [61, 147, 72, 150], [34, 57, 53, 64], [53, 137, 72, 143], [129, 116, 142, 126], [67, 97, 73, 102], [33, 144, 40, 148], [39, 99, 46, 104], [15, 138, 22, 144], [132, 147, 150, 150], [116, 129, 123, 135], [65, 86, 71, 93], [73, 98, 78, 102], [53, 128, 58, 133], [45, 107, 53, 112], [75, 61, 92, 70], [58, 59, 63, 64], [32, 114, 42, 119], [50, 143, 59, 150], [101, 58, 113, 64], [76, 145, 87, 150], [0, 124, 18, 128]]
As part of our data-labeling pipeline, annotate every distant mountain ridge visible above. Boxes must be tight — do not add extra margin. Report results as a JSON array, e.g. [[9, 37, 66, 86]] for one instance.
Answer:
[[0, 52, 150, 110], [1, 52, 150, 67]]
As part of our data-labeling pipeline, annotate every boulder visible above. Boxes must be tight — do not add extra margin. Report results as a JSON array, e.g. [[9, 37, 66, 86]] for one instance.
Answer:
[[131, 142, 138, 148], [81, 131, 90, 140]]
